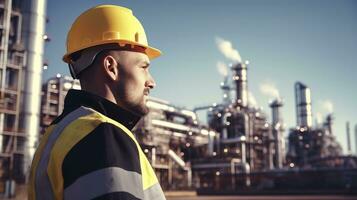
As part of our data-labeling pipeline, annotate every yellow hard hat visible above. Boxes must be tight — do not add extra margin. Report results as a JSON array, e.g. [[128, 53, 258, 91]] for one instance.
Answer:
[[63, 5, 161, 63]]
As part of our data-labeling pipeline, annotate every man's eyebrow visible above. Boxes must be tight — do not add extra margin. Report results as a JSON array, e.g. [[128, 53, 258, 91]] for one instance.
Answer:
[[139, 59, 150, 67]]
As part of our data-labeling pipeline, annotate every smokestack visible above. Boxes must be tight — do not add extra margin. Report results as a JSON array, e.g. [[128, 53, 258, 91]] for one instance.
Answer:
[[20, 0, 47, 177], [355, 124, 357, 154], [270, 99, 284, 168], [346, 122, 351, 154], [270, 99, 283, 126], [295, 82, 312, 128], [323, 114, 333, 135], [231, 61, 248, 107], [220, 77, 231, 105]]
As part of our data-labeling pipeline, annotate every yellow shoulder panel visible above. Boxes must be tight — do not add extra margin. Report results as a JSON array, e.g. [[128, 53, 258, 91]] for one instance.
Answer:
[[47, 113, 102, 199]]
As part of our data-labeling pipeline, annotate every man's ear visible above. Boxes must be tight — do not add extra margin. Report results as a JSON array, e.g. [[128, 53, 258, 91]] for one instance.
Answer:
[[103, 55, 119, 81]]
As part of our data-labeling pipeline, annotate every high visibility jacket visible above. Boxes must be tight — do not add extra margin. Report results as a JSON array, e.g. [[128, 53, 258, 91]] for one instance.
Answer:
[[29, 89, 166, 200]]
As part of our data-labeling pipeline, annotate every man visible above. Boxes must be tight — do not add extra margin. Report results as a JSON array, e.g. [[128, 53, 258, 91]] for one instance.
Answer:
[[29, 5, 166, 200]]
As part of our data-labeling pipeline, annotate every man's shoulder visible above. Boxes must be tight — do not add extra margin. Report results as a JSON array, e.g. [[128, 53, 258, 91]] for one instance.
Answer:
[[62, 121, 142, 188], [52, 106, 133, 131], [87, 121, 135, 142], [63, 121, 140, 162], [48, 106, 136, 150]]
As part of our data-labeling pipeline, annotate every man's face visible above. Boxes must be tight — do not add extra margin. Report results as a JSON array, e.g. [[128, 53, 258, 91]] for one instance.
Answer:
[[113, 51, 155, 116]]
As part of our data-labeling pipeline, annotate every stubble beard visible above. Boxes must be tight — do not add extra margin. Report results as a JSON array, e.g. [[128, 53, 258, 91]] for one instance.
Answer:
[[116, 81, 151, 116], [132, 94, 149, 116], [118, 92, 149, 117]]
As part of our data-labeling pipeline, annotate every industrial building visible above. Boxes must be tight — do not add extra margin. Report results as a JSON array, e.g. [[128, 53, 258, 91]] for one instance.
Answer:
[[0, 0, 46, 196], [286, 82, 343, 168], [133, 96, 216, 190], [190, 61, 286, 189], [40, 75, 80, 132], [0, 0, 27, 187], [192, 70, 356, 193]]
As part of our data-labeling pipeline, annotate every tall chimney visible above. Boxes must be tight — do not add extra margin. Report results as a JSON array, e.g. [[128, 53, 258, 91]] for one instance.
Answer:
[[20, 0, 47, 178], [346, 122, 351, 154], [355, 124, 357, 154], [270, 99, 284, 168], [231, 61, 248, 107], [323, 114, 333, 135], [220, 76, 231, 105], [295, 82, 312, 128]]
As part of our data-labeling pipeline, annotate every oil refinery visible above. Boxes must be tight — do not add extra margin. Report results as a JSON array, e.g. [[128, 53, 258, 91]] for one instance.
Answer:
[[0, 0, 356, 199]]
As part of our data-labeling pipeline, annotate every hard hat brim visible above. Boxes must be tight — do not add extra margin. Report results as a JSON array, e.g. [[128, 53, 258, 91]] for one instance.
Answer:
[[63, 40, 162, 63]]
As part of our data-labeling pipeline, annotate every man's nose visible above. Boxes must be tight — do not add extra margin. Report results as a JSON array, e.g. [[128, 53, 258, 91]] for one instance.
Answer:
[[146, 73, 156, 89]]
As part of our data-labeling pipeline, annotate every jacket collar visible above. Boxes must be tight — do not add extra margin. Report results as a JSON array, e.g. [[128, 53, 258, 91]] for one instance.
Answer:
[[62, 89, 141, 130]]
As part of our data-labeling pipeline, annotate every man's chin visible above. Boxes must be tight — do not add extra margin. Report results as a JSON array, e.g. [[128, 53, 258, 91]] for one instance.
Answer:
[[131, 105, 150, 117], [140, 106, 150, 116]]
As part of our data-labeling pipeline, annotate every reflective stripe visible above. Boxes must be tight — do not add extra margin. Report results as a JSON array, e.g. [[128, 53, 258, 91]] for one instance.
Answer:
[[98, 114, 159, 190], [35, 107, 92, 200], [144, 182, 166, 200], [64, 167, 144, 200], [28, 125, 56, 200], [140, 151, 158, 190], [48, 110, 107, 199], [92, 112, 164, 198]]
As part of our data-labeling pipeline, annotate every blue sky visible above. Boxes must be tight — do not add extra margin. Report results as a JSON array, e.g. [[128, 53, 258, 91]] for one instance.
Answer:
[[44, 0, 357, 153]]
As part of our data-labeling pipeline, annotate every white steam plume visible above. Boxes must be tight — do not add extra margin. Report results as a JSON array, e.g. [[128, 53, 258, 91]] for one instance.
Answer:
[[216, 61, 228, 77], [318, 100, 334, 114], [316, 112, 323, 125], [248, 91, 258, 108], [259, 81, 280, 99], [215, 37, 242, 63]]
